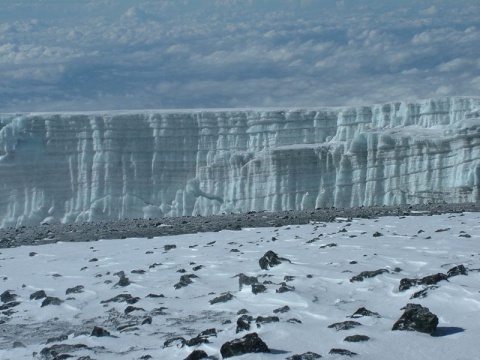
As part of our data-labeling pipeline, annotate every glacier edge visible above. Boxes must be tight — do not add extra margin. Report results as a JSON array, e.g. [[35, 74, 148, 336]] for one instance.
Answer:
[[1, 96, 480, 227]]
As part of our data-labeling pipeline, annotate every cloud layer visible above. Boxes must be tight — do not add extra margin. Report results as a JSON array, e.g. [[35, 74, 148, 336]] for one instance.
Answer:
[[0, 0, 479, 111]]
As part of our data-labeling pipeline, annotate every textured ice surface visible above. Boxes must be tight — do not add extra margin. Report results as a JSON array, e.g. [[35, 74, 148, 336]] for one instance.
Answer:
[[1, 97, 480, 226]]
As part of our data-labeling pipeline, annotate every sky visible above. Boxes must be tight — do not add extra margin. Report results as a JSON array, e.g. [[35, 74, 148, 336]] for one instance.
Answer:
[[0, 0, 479, 112]]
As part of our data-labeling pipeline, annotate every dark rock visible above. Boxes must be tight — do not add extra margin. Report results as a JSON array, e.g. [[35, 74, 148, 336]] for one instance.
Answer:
[[150, 307, 168, 316], [210, 292, 234, 305], [164, 244, 176, 251], [328, 321, 362, 331], [125, 306, 145, 314], [146, 293, 165, 298], [236, 273, 259, 290], [1, 290, 17, 303], [29, 252, 37, 257], [115, 275, 131, 287], [41, 297, 63, 307], [273, 305, 290, 314], [399, 278, 421, 291], [287, 318, 302, 324], [255, 316, 279, 327], [372, 231, 383, 237], [174, 274, 198, 289], [237, 308, 249, 315], [46, 334, 69, 344], [131, 269, 146, 274], [100, 294, 139, 304], [447, 264, 468, 277], [91, 326, 111, 337], [410, 285, 438, 299], [259, 250, 291, 270], [319, 243, 337, 249], [276, 283, 295, 293], [422, 273, 448, 286], [199, 328, 217, 338], [284, 275, 296, 282], [252, 283, 267, 294], [220, 332, 270, 358], [350, 269, 388, 282], [349, 307, 380, 318], [329, 348, 357, 356], [40, 344, 89, 360], [192, 265, 204, 271], [185, 335, 210, 347], [164, 337, 186, 348], [89, 258, 98, 262], [236, 315, 253, 333], [0, 301, 20, 311], [65, 285, 84, 295], [30, 290, 48, 300], [142, 317, 152, 325], [392, 303, 438, 335], [184, 349, 209, 360], [344, 335, 370, 342], [13, 341, 26, 348], [286, 352, 323, 360]]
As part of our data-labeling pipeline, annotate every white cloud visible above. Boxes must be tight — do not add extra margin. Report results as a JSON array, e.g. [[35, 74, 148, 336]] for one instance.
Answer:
[[420, 6, 438, 16], [0, 0, 478, 112]]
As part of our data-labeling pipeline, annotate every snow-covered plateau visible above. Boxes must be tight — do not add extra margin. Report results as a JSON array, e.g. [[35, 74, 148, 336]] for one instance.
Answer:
[[1, 97, 480, 227], [1, 212, 479, 359]]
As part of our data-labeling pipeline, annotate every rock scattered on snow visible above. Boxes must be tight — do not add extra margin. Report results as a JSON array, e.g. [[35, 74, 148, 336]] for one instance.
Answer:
[[392, 303, 438, 335], [184, 349, 209, 360], [286, 352, 323, 360], [328, 321, 362, 331], [399, 273, 448, 291], [1, 290, 17, 303], [41, 296, 63, 307], [329, 348, 357, 356], [447, 264, 468, 277], [258, 250, 291, 270], [174, 274, 198, 289], [349, 269, 389, 282], [30, 290, 47, 300], [66, 285, 84, 295], [220, 332, 270, 358], [344, 334, 370, 342], [209, 292, 234, 305], [349, 307, 380, 318], [91, 326, 111, 337]]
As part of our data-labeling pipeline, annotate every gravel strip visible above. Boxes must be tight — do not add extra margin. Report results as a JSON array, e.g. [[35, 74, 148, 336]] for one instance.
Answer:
[[0, 203, 477, 249]]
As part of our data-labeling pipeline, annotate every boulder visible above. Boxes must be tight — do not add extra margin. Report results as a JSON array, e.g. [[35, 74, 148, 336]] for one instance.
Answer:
[[447, 265, 468, 277], [220, 332, 270, 358], [392, 303, 438, 335], [259, 251, 291, 270], [184, 350, 209, 360], [344, 335, 370, 342], [349, 307, 380, 318]]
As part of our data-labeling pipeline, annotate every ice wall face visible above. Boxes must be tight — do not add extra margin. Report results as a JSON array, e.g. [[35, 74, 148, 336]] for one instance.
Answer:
[[1, 97, 480, 227]]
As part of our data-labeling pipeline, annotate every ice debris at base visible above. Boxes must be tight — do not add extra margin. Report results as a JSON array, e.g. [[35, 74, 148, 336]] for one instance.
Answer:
[[1, 96, 480, 227]]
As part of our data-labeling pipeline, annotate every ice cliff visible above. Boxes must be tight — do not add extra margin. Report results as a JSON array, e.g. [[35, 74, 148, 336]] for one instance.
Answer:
[[1, 97, 480, 227]]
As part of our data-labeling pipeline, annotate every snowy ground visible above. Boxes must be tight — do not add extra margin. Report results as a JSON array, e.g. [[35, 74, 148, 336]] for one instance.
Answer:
[[1, 212, 479, 359]]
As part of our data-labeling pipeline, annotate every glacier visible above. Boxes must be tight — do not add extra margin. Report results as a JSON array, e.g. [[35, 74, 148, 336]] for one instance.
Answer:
[[1, 97, 480, 227]]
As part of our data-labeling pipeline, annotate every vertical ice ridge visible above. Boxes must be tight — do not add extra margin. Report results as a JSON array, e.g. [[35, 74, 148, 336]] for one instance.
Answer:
[[0, 97, 479, 227]]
